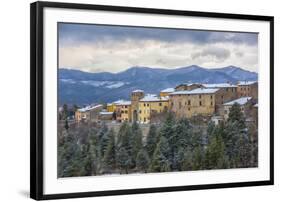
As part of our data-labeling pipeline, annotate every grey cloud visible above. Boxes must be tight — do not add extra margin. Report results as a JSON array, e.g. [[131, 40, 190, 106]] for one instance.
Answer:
[[191, 47, 231, 61]]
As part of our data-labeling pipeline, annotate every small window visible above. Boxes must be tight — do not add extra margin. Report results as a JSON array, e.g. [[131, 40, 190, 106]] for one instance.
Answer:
[[159, 102, 162, 106], [225, 110, 228, 114], [188, 100, 191, 105], [188, 108, 190, 111], [210, 95, 213, 99], [199, 95, 202, 99], [199, 101, 202, 106], [125, 105, 127, 108], [211, 101, 213, 106], [144, 118, 146, 122], [147, 103, 150, 107], [144, 103, 146, 107], [139, 110, 142, 114]]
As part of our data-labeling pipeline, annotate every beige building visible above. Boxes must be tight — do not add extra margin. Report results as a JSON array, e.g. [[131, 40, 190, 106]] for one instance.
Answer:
[[237, 81, 258, 100], [169, 88, 221, 118], [75, 104, 103, 122], [202, 83, 238, 104], [138, 94, 169, 123], [131, 90, 145, 122], [115, 101, 131, 122]]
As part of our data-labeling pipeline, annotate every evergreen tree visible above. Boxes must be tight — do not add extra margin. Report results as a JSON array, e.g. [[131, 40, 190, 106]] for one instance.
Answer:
[[136, 148, 150, 172], [181, 148, 193, 171], [192, 146, 204, 170], [62, 104, 68, 120], [116, 147, 131, 174], [103, 129, 116, 172], [172, 118, 193, 170], [116, 122, 133, 172], [225, 103, 250, 168], [131, 121, 143, 166], [64, 119, 69, 130], [99, 123, 109, 157], [149, 136, 171, 172], [205, 132, 228, 169], [145, 124, 158, 158]]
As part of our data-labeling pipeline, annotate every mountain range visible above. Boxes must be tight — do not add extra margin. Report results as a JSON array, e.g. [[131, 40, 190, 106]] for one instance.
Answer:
[[59, 65, 258, 105]]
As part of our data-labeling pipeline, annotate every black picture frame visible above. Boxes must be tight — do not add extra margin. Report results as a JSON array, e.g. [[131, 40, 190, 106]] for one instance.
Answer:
[[30, 1, 274, 200]]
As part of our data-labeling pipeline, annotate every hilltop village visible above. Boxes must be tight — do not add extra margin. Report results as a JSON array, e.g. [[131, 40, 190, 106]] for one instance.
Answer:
[[73, 81, 258, 127]]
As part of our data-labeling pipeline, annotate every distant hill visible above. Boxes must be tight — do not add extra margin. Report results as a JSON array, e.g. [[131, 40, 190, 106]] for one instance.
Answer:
[[59, 65, 258, 105]]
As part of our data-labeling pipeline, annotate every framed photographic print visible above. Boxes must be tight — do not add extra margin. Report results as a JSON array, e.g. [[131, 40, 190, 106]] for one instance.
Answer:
[[30, 1, 274, 200]]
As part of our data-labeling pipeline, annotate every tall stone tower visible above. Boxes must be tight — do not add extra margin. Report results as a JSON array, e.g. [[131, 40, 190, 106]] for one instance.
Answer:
[[131, 90, 144, 122]]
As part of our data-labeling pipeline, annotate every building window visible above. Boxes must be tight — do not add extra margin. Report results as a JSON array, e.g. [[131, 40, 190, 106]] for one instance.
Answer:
[[188, 108, 190, 111], [179, 102, 182, 109], [225, 110, 227, 114], [199, 101, 202, 106], [144, 117, 146, 122], [188, 100, 191, 105], [144, 103, 146, 107], [226, 88, 229, 91], [210, 95, 213, 99], [159, 102, 162, 106], [211, 101, 213, 106], [147, 103, 150, 107], [125, 105, 127, 108], [199, 95, 202, 99], [139, 110, 142, 114]]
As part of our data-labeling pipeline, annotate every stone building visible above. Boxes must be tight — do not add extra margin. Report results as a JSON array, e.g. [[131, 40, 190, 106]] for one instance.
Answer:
[[75, 104, 103, 122], [115, 100, 131, 122], [138, 94, 169, 124], [130, 90, 145, 122], [237, 81, 258, 100], [169, 88, 221, 118]]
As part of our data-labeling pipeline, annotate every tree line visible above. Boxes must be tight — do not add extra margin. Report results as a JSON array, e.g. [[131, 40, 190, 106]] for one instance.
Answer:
[[58, 103, 258, 177]]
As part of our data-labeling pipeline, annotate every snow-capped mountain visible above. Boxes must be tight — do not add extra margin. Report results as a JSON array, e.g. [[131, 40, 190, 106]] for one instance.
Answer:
[[59, 65, 258, 105]]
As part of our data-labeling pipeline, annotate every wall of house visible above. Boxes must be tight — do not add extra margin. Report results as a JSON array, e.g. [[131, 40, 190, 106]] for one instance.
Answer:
[[138, 101, 169, 123], [170, 93, 216, 118]]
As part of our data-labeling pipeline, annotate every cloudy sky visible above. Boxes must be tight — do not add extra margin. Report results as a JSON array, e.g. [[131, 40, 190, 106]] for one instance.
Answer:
[[58, 23, 258, 73]]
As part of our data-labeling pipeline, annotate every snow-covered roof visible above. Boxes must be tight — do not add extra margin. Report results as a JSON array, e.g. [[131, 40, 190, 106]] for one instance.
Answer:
[[202, 83, 237, 88], [140, 94, 169, 102], [78, 104, 103, 112], [177, 83, 201, 87], [223, 97, 252, 106], [238, 81, 257, 86], [132, 89, 144, 93], [115, 100, 131, 106], [99, 111, 113, 115], [160, 88, 175, 93], [170, 88, 220, 95]]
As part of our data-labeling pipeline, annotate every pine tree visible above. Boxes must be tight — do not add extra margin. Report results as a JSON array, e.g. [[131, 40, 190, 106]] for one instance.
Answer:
[[136, 148, 150, 172], [145, 124, 158, 158], [149, 136, 171, 172], [131, 121, 143, 167], [192, 146, 204, 170], [181, 148, 193, 171], [205, 132, 228, 169], [116, 122, 133, 172], [99, 123, 109, 157], [116, 147, 131, 174], [225, 103, 250, 168], [64, 119, 69, 130], [103, 129, 116, 172]]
